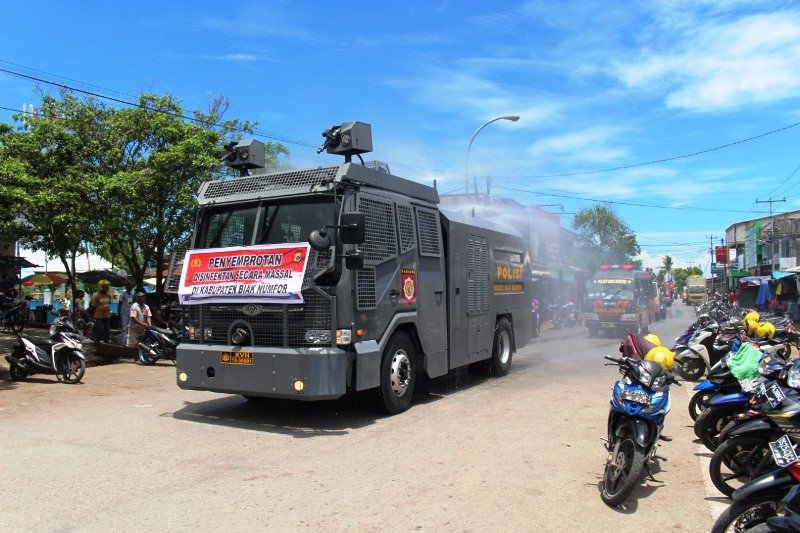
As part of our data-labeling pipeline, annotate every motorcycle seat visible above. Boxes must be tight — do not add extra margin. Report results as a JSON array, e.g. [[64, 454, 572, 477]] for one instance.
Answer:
[[20, 334, 55, 347], [150, 326, 175, 337]]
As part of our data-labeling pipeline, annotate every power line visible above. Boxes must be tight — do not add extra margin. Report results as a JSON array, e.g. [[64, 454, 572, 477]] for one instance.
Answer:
[[492, 184, 771, 214]]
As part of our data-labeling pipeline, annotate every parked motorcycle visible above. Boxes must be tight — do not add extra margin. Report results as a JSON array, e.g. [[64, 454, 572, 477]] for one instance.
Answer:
[[711, 436, 800, 533], [137, 322, 185, 365], [553, 302, 580, 329], [675, 317, 743, 381], [5, 317, 86, 383], [600, 354, 679, 506], [0, 295, 28, 332]]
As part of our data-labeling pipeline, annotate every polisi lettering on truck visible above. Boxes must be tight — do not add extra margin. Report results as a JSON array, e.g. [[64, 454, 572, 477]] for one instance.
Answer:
[[584, 264, 659, 337], [173, 122, 532, 415]]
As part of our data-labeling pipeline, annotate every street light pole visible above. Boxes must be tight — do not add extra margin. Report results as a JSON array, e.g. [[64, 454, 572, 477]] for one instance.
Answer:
[[464, 115, 520, 194]]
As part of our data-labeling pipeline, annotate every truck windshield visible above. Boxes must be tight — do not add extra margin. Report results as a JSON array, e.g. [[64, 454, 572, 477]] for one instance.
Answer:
[[588, 280, 634, 300], [197, 197, 336, 249]]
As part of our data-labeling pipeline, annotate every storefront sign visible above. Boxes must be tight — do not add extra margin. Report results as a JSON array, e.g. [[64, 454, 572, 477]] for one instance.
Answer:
[[178, 243, 310, 305]]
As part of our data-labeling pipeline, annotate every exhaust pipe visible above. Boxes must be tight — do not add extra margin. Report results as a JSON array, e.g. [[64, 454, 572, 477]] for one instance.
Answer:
[[138, 343, 157, 357]]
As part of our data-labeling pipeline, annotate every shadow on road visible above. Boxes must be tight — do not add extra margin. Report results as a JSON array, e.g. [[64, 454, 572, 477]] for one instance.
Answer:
[[170, 367, 512, 437]]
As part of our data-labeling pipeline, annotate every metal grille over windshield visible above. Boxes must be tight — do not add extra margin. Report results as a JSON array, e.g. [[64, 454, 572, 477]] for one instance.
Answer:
[[199, 166, 339, 203]]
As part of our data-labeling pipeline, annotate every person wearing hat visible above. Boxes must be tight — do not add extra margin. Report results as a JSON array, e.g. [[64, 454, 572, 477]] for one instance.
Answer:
[[127, 292, 152, 350], [91, 280, 113, 344]]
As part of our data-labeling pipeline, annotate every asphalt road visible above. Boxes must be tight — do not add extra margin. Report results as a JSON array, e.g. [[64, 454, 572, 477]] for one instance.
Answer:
[[0, 304, 718, 532]]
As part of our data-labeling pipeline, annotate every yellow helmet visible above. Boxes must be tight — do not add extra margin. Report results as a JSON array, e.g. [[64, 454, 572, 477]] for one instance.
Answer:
[[645, 346, 675, 372], [756, 321, 776, 340], [97, 279, 111, 287], [644, 333, 661, 346], [745, 319, 760, 336], [743, 311, 760, 328]]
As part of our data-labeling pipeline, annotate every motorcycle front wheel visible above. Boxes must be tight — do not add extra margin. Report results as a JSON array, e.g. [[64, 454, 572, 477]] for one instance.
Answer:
[[711, 494, 785, 533], [688, 390, 714, 421], [9, 310, 26, 332], [676, 358, 706, 381], [695, 405, 740, 451], [60, 354, 85, 384], [709, 436, 773, 497], [600, 436, 646, 507], [8, 362, 28, 380], [552, 315, 563, 329]]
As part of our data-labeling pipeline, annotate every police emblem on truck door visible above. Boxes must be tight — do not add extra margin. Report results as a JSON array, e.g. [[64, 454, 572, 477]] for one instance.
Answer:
[[401, 268, 416, 304]]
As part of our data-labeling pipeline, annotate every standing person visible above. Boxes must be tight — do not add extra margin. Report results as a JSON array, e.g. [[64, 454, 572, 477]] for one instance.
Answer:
[[1, 274, 18, 299], [127, 292, 152, 353], [118, 281, 134, 346], [90, 280, 113, 344]]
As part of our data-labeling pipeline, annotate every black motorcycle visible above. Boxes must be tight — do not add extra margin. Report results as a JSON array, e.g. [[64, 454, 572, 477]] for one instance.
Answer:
[[531, 301, 541, 338], [0, 296, 28, 332], [552, 302, 580, 329], [5, 317, 86, 383], [137, 322, 185, 365]]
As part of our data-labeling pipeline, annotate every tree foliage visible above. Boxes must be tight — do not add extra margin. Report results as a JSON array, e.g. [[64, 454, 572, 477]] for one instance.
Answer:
[[571, 205, 641, 272], [0, 91, 288, 301], [672, 266, 704, 289]]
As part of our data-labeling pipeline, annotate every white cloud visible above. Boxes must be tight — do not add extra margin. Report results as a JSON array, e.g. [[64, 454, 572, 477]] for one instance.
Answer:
[[614, 11, 800, 111]]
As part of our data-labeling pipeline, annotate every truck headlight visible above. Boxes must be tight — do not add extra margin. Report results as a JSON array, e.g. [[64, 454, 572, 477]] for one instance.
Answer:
[[304, 330, 331, 344], [203, 327, 213, 341], [186, 325, 197, 340], [585, 313, 598, 321], [620, 314, 636, 321], [336, 329, 352, 345]]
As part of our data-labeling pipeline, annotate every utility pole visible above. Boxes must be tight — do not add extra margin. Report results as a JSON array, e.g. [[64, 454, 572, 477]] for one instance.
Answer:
[[708, 235, 716, 292], [756, 197, 786, 273]]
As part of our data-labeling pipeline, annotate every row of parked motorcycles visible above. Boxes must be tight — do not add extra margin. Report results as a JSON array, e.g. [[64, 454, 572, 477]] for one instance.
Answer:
[[531, 300, 581, 337], [5, 309, 187, 384], [600, 293, 800, 531]]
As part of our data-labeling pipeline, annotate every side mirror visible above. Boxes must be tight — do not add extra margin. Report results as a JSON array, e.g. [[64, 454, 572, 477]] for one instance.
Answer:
[[340, 212, 365, 245], [309, 228, 332, 252], [345, 249, 364, 270]]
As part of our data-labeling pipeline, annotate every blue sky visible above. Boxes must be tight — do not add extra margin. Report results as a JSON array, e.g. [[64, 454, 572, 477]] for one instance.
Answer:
[[3, 1, 800, 274]]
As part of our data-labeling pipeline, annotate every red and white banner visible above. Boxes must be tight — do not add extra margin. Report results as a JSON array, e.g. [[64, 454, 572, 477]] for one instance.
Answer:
[[178, 243, 311, 305]]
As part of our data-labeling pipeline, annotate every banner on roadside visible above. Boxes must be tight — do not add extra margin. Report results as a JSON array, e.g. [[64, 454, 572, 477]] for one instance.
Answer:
[[178, 243, 310, 305]]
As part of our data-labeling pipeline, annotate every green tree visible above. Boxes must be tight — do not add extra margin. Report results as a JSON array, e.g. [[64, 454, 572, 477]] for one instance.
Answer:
[[571, 205, 641, 272], [662, 255, 673, 274], [672, 266, 703, 290], [0, 93, 112, 292]]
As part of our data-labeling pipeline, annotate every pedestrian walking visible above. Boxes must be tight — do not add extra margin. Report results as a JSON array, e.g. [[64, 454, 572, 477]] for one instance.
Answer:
[[90, 280, 113, 344], [127, 292, 152, 350], [118, 281, 134, 346]]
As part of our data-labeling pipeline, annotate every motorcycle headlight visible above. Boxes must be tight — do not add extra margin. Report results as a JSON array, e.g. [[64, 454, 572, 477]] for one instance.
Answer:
[[787, 362, 800, 388]]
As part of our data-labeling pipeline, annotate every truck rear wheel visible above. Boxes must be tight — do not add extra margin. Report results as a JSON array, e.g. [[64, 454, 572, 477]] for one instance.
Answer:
[[491, 318, 513, 376], [373, 331, 417, 415]]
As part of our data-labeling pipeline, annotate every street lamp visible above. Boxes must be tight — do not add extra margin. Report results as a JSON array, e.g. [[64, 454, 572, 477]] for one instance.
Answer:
[[464, 115, 520, 194]]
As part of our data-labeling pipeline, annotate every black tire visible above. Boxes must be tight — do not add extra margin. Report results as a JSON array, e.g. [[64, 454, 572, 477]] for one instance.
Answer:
[[553, 314, 563, 329], [532, 316, 540, 338], [373, 331, 417, 415], [8, 362, 28, 380], [490, 318, 513, 376], [711, 494, 785, 533], [709, 436, 773, 497], [695, 405, 740, 451], [60, 353, 85, 384], [600, 435, 647, 506], [9, 309, 26, 332], [688, 390, 714, 421], [138, 338, 158, 365], [677, 358, 706, 381]]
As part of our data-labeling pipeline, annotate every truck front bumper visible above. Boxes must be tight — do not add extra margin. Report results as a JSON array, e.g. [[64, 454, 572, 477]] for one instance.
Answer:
[[176, 344, 350, 400]]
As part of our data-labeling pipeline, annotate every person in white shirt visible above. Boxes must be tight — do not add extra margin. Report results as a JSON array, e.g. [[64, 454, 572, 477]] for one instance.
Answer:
[[127, 292, 152, 349]]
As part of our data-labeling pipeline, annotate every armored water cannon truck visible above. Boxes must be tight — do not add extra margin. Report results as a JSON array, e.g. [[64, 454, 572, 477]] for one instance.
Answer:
[[175, 121, 532, 414]]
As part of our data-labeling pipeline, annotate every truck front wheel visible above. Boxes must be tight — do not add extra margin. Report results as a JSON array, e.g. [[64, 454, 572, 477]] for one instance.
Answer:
[[373, 331, 417, 415]]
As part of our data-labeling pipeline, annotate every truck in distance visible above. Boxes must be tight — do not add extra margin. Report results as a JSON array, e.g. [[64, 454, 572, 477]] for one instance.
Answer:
[[174, 121, 532, 414], [583, 264, 659, 337]]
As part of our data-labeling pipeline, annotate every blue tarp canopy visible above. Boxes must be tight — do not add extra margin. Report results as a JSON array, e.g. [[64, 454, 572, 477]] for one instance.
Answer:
[[772, 271, 798, 280]]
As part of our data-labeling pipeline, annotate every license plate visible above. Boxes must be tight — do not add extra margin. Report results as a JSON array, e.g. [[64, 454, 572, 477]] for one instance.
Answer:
[[770, 435, 799, 467], [220, 351, 253, 365], [602, 322, 617, 328]]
